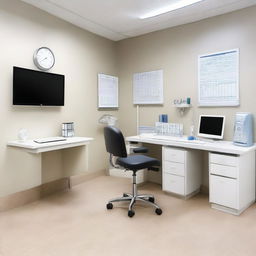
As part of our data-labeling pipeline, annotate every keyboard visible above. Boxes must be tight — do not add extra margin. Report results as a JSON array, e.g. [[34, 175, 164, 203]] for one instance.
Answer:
[[34, 137, 67, 144], [152, 135, 205, 144]]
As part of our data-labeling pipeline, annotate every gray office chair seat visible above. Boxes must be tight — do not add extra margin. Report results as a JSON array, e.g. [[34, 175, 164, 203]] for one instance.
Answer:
[[117, 155, 160, 170], [104, 126, 162, 218]]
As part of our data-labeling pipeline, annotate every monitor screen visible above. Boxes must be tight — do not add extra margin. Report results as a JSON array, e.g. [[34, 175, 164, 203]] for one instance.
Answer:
[[198, 115, 225, 139], [13, 66, 65, 106]]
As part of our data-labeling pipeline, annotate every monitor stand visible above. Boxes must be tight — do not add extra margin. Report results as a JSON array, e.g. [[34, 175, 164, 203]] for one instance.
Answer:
[[197, 137, 221, 143]]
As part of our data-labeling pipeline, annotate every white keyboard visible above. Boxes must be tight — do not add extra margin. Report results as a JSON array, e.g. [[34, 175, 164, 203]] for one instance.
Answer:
[[152, 135, 205, 144], [34, 137, 67, 144]]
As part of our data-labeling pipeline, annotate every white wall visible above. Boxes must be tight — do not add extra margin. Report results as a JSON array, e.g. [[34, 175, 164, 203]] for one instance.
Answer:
[[0, 0, 118, 197]]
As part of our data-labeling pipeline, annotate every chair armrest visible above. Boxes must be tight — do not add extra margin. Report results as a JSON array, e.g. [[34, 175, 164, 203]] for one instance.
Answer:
[[133, 147, 148, 154]]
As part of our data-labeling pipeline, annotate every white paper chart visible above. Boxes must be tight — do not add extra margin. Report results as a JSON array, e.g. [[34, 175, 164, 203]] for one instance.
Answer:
[[98, 73, 118, 108], [198, 49, 239, 106], [133, 70, 163, 105]]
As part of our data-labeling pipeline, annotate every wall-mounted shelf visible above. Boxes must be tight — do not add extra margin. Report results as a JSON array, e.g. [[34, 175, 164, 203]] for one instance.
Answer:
[[173, 104, 191, 115]]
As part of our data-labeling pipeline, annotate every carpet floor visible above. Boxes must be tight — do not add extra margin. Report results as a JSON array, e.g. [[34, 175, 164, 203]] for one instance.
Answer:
[[0, 175, 256, 256]]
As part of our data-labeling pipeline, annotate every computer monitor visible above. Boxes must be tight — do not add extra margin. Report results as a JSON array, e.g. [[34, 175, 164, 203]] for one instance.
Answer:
[[198, 115, 225, 140]]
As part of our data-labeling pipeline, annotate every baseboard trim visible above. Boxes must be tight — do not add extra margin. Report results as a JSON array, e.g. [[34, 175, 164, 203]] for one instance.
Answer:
[[70, 170, 105, 187], [0, 186, 41, 212], [200, 185, 209, 195], [41, 178, 70, 198], [0, 171, 105, 212]]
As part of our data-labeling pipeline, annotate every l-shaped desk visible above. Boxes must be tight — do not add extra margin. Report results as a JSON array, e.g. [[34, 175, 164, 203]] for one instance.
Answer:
[[126, 134, 256, 215]]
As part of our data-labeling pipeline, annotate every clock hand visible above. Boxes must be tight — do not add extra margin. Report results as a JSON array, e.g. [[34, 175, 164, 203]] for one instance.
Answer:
[[40, 57, 47, 62]]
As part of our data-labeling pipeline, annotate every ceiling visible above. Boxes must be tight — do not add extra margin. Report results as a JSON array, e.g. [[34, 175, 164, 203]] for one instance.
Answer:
[[21, 0, 256, 41]]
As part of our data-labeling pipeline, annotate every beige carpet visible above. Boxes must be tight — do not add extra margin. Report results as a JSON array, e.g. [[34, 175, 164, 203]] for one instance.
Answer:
[[0, 175, 256, 256]]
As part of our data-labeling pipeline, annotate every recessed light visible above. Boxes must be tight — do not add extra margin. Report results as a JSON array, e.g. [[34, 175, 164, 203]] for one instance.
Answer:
[[140, 0, 204, 19]]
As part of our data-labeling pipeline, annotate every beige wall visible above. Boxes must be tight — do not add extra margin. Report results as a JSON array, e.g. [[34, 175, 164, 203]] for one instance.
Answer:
[[0, 0, 118, 197], [1, 1, 256, 197], [117, 6, 256, 140]]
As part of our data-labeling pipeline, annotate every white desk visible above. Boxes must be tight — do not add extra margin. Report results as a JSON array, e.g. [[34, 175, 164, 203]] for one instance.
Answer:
[[8, 137, 93, 154], [7, 137, 94, 188], [126, 134, 256, 215], [127, 134, 256, 155]]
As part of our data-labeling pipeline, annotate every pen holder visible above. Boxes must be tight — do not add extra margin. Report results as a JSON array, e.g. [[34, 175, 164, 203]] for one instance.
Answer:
[[62, 122, 74, 137]]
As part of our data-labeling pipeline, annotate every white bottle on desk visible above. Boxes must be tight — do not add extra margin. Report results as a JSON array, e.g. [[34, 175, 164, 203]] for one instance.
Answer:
[[17, 128, 29, 142]]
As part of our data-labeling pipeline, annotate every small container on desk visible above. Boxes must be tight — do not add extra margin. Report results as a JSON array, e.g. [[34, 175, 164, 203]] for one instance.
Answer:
[[62, 122, 74, 137]]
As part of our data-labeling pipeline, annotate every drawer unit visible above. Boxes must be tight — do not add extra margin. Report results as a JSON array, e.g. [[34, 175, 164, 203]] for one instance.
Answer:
[[163, 147, 185, 163], [209, 152, 255, 214], [209, 153, 239, 210], [210, 153, 238, 167], [163, 173, 185, 195], [210, 175, 238, 209], [162, 146, 202, 197], [164, 161, 185, 176], [209, 164, 238, 179]]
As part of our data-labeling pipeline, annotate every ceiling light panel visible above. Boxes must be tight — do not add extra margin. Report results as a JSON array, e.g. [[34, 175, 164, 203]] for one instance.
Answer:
[[140, 0, 204, 19]]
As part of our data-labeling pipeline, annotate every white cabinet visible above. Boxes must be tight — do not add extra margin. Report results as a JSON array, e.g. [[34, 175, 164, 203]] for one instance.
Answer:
[[163, 174, 185, 195], [162, 147, 202, 197], [209, 152, 255, 215], [210, 175, 237, 209]]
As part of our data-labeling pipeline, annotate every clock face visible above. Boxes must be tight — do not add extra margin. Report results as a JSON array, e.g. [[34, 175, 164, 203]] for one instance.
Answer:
[[33, 47, 55, 71]]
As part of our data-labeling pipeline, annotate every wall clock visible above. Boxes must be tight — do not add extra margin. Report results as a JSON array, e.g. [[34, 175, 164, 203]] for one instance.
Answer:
[[33, 47, 55, 71]]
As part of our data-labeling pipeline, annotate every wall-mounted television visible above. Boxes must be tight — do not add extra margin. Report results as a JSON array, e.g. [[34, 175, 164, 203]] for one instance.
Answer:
[[13, 66, 65, 106]]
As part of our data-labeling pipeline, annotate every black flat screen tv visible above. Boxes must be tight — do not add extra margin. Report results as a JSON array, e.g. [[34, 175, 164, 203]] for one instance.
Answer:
[[13, 66, 65, 106]]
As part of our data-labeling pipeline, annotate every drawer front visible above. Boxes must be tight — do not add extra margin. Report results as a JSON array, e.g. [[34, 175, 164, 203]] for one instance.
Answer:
[[163, 173, 185, 195], [163, 147, 185, 163], [164, 161, 185, 176], [210, 175, 238, 209], [210, 164, 238, 179], [210, 153, 238, 167]]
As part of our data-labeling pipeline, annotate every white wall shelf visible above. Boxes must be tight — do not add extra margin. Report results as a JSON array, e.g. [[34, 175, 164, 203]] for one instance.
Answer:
[[173, 104, 191, 115]]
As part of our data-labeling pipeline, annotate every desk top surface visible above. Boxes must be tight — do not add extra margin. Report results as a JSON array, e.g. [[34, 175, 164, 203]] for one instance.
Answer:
[[126, 134, 256, 155], [7, 137, 94, 153]]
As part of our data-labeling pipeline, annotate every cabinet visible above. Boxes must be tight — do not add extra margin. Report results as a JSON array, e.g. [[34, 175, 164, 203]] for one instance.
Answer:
[[209, 152, 255, 215], [162, 147, 202, 197]]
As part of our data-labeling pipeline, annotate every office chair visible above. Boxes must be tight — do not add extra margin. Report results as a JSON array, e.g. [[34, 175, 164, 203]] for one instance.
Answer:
[[104, 126, 162, 217]]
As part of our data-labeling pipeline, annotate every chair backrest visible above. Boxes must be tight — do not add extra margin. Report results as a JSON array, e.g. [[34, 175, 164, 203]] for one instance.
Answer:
[[104, 126, 127, 158]]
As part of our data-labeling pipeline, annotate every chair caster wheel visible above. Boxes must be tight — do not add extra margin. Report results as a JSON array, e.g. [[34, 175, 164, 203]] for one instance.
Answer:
[[106, 203, 113, 210], [128, 210, 135, 217], [155, 208, 162, 215], [123, 193, 128, 197], [148, 197, 155, 203]]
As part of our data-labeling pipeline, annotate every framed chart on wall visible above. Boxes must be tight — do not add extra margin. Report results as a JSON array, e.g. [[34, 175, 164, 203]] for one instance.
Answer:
[[133, 70, 163, 105], [198, 49, 239, 106], [98, 73, 118, 109]]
